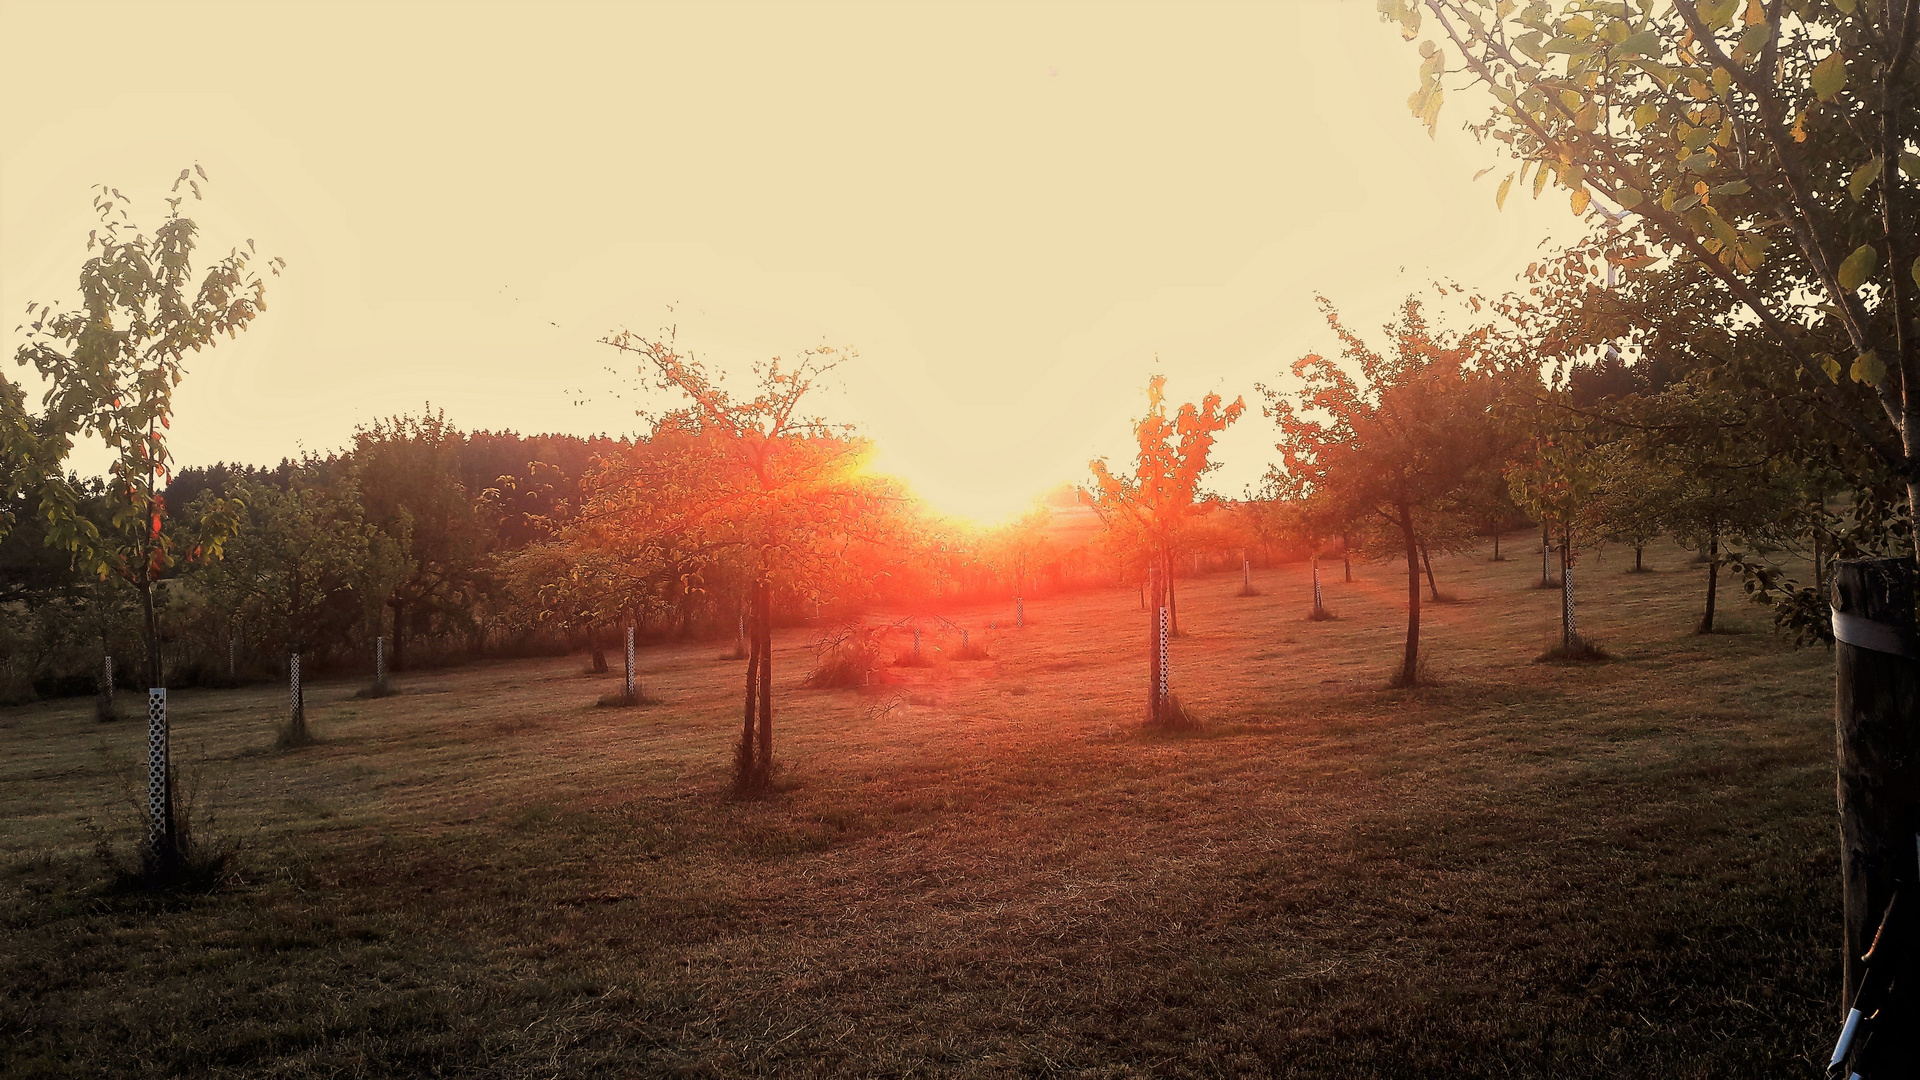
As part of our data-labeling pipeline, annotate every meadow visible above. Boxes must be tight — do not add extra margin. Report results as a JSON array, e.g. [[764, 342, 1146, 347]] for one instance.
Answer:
[[2, 542, 1841, 1077]]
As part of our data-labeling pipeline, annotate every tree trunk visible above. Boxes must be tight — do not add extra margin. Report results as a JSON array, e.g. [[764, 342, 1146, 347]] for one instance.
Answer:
[[739, 600, 761, 785], [1698, 532, 1720, 634], [1163, 549, 1180, 636], [389, 600, 408, 673], [1492, 531, 1501, 562], [1420, 542, 1439, 602], [1399, 504, 1421, 687], [588, 623, 608, 674], [754, 579, 773, 786], [139, 578, 162, 688], [1341, 531, 1352, 582], [1830, 559, 1920, 1039], [1147, 563, 1163, 724], [1634, 545, 1644, 572]]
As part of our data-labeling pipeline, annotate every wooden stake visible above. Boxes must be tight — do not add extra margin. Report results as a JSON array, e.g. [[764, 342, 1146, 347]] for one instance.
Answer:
[[1830, 558, 1920, 1019]]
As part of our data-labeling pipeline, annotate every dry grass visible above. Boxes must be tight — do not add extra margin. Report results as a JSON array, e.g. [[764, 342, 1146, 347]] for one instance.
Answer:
[[0, 541, 1842, 1077]]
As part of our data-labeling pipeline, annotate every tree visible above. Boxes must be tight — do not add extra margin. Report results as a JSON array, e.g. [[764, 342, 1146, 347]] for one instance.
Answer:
[[1582, 442, 1677, 572], [5, 169, 275, 869], [602, 329, 887, 792], [353, 411, 493, 672], [191, 472, 373, 738], [1384, 0, 1920, 558], [1266, 295, 1515, 686], [1084, 374, 1244, 721]]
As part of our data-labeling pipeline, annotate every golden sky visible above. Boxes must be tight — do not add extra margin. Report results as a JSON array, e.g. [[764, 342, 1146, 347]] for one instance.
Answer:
[[2, 1, 1585, 524]]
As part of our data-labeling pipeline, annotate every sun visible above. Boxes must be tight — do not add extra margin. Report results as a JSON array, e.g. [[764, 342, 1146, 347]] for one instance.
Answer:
[[865, 445, 1056, 530]]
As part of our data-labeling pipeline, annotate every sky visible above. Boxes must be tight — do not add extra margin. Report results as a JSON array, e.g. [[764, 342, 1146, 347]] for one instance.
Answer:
[[0, 1, 1589, 525]]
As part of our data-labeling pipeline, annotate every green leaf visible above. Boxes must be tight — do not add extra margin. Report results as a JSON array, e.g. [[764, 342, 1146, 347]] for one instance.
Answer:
[[1838, 244, 1878, 291], [1812, 51, 1847, 101], [1851, 350, 1884, 386], [1901, 151, 1920, 178], [1849, 157, 1884, 201], [1912, 257, 1919, 290], [1833, 0, 1857, 12], [1819, 353, 1841, 382], [1699, 0, 1739, 29], [1712, 67, 1731, 99], [1616, 186, 1644, 208], [1632, 103, 1659, 128], [1618, 29, 1661, 56]]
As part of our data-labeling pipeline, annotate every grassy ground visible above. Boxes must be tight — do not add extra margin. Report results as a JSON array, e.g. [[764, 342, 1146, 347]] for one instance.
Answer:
[[1, 542, 1843, 1077]]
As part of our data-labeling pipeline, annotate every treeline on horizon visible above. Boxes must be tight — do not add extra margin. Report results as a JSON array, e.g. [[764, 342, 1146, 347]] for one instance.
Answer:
[[2, 284, 1872, 708], [0, 405, 1303, 703]]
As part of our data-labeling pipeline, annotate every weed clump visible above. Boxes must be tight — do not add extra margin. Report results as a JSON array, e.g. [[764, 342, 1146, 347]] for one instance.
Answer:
[[1146, 695, 1201, 732], [1537, 635, 1612, 663], [596, 688, 658, 707], [87, 758, 239, 894]]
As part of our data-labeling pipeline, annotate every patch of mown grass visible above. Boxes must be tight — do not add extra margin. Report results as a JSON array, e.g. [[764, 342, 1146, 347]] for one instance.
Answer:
[[0, 540, 1844, 1076]]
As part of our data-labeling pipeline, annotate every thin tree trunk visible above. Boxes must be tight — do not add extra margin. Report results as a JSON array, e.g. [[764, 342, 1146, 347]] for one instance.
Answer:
[[1147, 563, 1163, 724], [739, 604, 760, 784], [389, 600, 407, 673], [754, 580, 773, 786], [1420, 542, 1439, 602], [588, 623, 608, 674], [1634, 545, 1644, 572], [1341, 531, 1352, 582], [1493, 531, 1501, 561], [1400, 504, 1421, 687], [1699, 531, 1720, 634], [1163, 549, 1180, 636], [140, 578, 162, 688]]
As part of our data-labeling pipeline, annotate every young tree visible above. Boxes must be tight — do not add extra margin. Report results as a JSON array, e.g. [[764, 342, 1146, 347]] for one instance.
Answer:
[[1385, 0, 1920, 557], [1266, 295, 1515, 686], [5, 170, 275, 868], [602, 329, 885, 792], [1084, 375, 1243, 723]]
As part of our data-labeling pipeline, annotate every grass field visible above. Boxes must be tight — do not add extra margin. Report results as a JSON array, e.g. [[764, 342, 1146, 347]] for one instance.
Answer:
[[2, 542, 1843, 1077]]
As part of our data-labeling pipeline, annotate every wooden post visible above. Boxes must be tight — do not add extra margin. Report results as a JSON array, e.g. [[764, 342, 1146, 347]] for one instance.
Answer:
[[1244, 556, 1252, 593], [1016, 596, 1024, 628], [1830, 558, 1920, 1019], [1541, 531, 1552, 588], [101, 654, 114, 717], [913, 626, 921, 659], [1312, 558, 1325, 618]]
